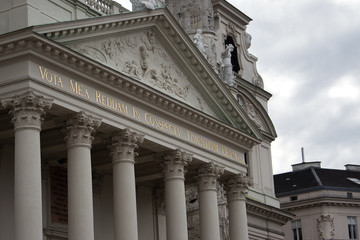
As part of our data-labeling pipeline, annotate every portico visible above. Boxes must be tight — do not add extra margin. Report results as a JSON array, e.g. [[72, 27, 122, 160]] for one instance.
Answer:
[[1, 90, 252, 240]]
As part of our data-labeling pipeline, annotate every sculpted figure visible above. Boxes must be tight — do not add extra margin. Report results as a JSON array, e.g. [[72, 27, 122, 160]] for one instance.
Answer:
[[245, 32, 252, 49], [193, 29, 207, 59], [123, 60, 140, 78], [220, 44, 236, 86], [139, 46, 149, 76]]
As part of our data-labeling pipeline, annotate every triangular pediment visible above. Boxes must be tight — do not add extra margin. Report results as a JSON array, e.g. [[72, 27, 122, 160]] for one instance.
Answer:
[[34, 9, 262, 141], [64, 29, 217, 117]]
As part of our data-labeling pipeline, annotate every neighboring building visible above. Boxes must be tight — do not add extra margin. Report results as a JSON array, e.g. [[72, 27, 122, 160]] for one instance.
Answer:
[[274, 162, 360, 240], [0, 0, 292, 239]]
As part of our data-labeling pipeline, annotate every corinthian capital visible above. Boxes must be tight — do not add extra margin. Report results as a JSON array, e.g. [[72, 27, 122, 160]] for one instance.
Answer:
[[109, 128, 144, 165], [1, 91, 53, 130], [161, 149, 192, 180], [197, 162, 224, 191], [65, 111, 101, 148], [225, 174, 252, 202]]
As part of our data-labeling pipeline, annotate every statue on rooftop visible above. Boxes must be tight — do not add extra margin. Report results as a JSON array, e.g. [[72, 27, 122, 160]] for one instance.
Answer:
[[220, 44, 236, 87], [193, 29, 207, 59]]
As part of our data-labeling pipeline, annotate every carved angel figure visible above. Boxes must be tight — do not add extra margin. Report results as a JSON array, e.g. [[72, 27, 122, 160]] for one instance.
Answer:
[[220, 44, 236, 87]]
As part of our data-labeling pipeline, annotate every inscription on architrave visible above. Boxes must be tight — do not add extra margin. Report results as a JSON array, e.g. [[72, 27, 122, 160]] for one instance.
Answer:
[[50, 165, 68, 224]]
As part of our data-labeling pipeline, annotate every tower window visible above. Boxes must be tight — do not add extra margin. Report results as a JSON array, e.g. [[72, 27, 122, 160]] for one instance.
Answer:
[[224, 36, 240, 73]]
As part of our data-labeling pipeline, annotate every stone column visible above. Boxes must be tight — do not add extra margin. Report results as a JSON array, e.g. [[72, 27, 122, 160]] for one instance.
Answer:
[[161, 149, 192, 240], [197, 162, 224, 240], [225, 174, 252, 240], [1, 91, 52, 240], [65, 112, 101, 240], [109, 129, 144, 240]]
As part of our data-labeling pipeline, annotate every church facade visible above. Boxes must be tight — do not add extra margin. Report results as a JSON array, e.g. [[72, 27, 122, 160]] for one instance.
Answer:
[[0, 0, 292, 239]]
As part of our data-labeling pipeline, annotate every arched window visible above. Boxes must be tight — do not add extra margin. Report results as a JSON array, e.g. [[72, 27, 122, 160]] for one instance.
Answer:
[[224, 36, 240, 73]]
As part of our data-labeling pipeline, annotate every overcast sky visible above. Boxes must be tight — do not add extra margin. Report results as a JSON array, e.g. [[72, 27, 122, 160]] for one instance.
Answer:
[[117, 0, 360, 174]]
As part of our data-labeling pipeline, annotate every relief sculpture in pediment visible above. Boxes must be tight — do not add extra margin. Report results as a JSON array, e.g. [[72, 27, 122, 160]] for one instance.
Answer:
[[69, 30, 213, 115]]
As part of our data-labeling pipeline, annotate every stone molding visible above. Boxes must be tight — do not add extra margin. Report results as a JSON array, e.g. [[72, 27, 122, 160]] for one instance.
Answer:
[[1, 91, 53, 131], [109, 128, 144, 165], [196, 162, 224, 192], [225, 174, 252, 202], [280, 197, 360, 211], [161, 149, 192, 180], [65, 111, 101, 148]]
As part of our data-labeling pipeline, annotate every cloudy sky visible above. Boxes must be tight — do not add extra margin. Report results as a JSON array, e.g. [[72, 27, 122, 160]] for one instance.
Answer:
[[117, 0, 360, 174]]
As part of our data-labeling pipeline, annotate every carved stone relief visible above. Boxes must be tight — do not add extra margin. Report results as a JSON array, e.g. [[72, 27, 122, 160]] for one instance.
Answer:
[[168, 0, 214, 33], [68, 30, 215, 116], [317, 215, 335, 240], [238, 94, 264, 130], [244, 32, 252, 50], [252, 75, 264, 89], [186, 183, 230, 240]]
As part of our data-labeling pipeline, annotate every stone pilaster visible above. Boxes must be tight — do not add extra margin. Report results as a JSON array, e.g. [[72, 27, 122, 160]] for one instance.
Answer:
[[109, 129, 144, 240], [197, 162, 224, 240], [65, 112, 101, 240], [161, 149, 192, 240], [1, 91, 52, 240], [225, 174, 252, 240]]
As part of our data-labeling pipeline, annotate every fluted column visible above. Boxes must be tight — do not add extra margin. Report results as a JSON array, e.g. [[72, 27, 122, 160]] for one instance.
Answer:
[[197, 162, 224, 240], [1, 91, 52, 240], [161, 149, 192, 240], [109, 129, 144, 240], [225, 174, 252, 240], [65, 112, 101, 240]]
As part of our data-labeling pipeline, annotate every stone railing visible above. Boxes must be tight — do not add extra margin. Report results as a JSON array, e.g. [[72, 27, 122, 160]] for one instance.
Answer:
[[85, 0, 113, 14]]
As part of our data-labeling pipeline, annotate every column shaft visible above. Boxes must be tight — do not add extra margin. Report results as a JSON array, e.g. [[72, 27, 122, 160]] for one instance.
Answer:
[[14, 128, 42, 240], [165, 178, 188, 240], [65, 112, 101, 240], [161, 149, 192, 240], [228, 199, 248, 240], [226, 174, 252, 240], [67, 146, 94, 240], [113, 162, 137, 239], [197, 162, 224, 240], [110, 129, 144, 240], [2, 91, 52, 240]]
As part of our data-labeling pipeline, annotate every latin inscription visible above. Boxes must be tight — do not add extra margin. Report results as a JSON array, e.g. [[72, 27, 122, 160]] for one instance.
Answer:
[[37, 65, 244, 163]]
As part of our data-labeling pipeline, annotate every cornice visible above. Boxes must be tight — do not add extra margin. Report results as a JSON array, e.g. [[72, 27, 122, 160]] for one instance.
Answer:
[[280, 196, 360, 211], [212, 0, 252, 30], [246, 198, 294, 225], [0, 31, 260, 149]]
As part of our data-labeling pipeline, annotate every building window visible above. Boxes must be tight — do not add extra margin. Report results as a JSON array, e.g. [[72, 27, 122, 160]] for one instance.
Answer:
[[224, 36, 240, 73], [290, 195, 298, 201], [348, 216, 358, 240], [292, 220, 303, 240]]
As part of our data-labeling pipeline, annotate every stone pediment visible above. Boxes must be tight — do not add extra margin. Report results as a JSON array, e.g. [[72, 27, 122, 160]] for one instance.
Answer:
[[34, 9, 262, 140], [65, 29, 215, 116]]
